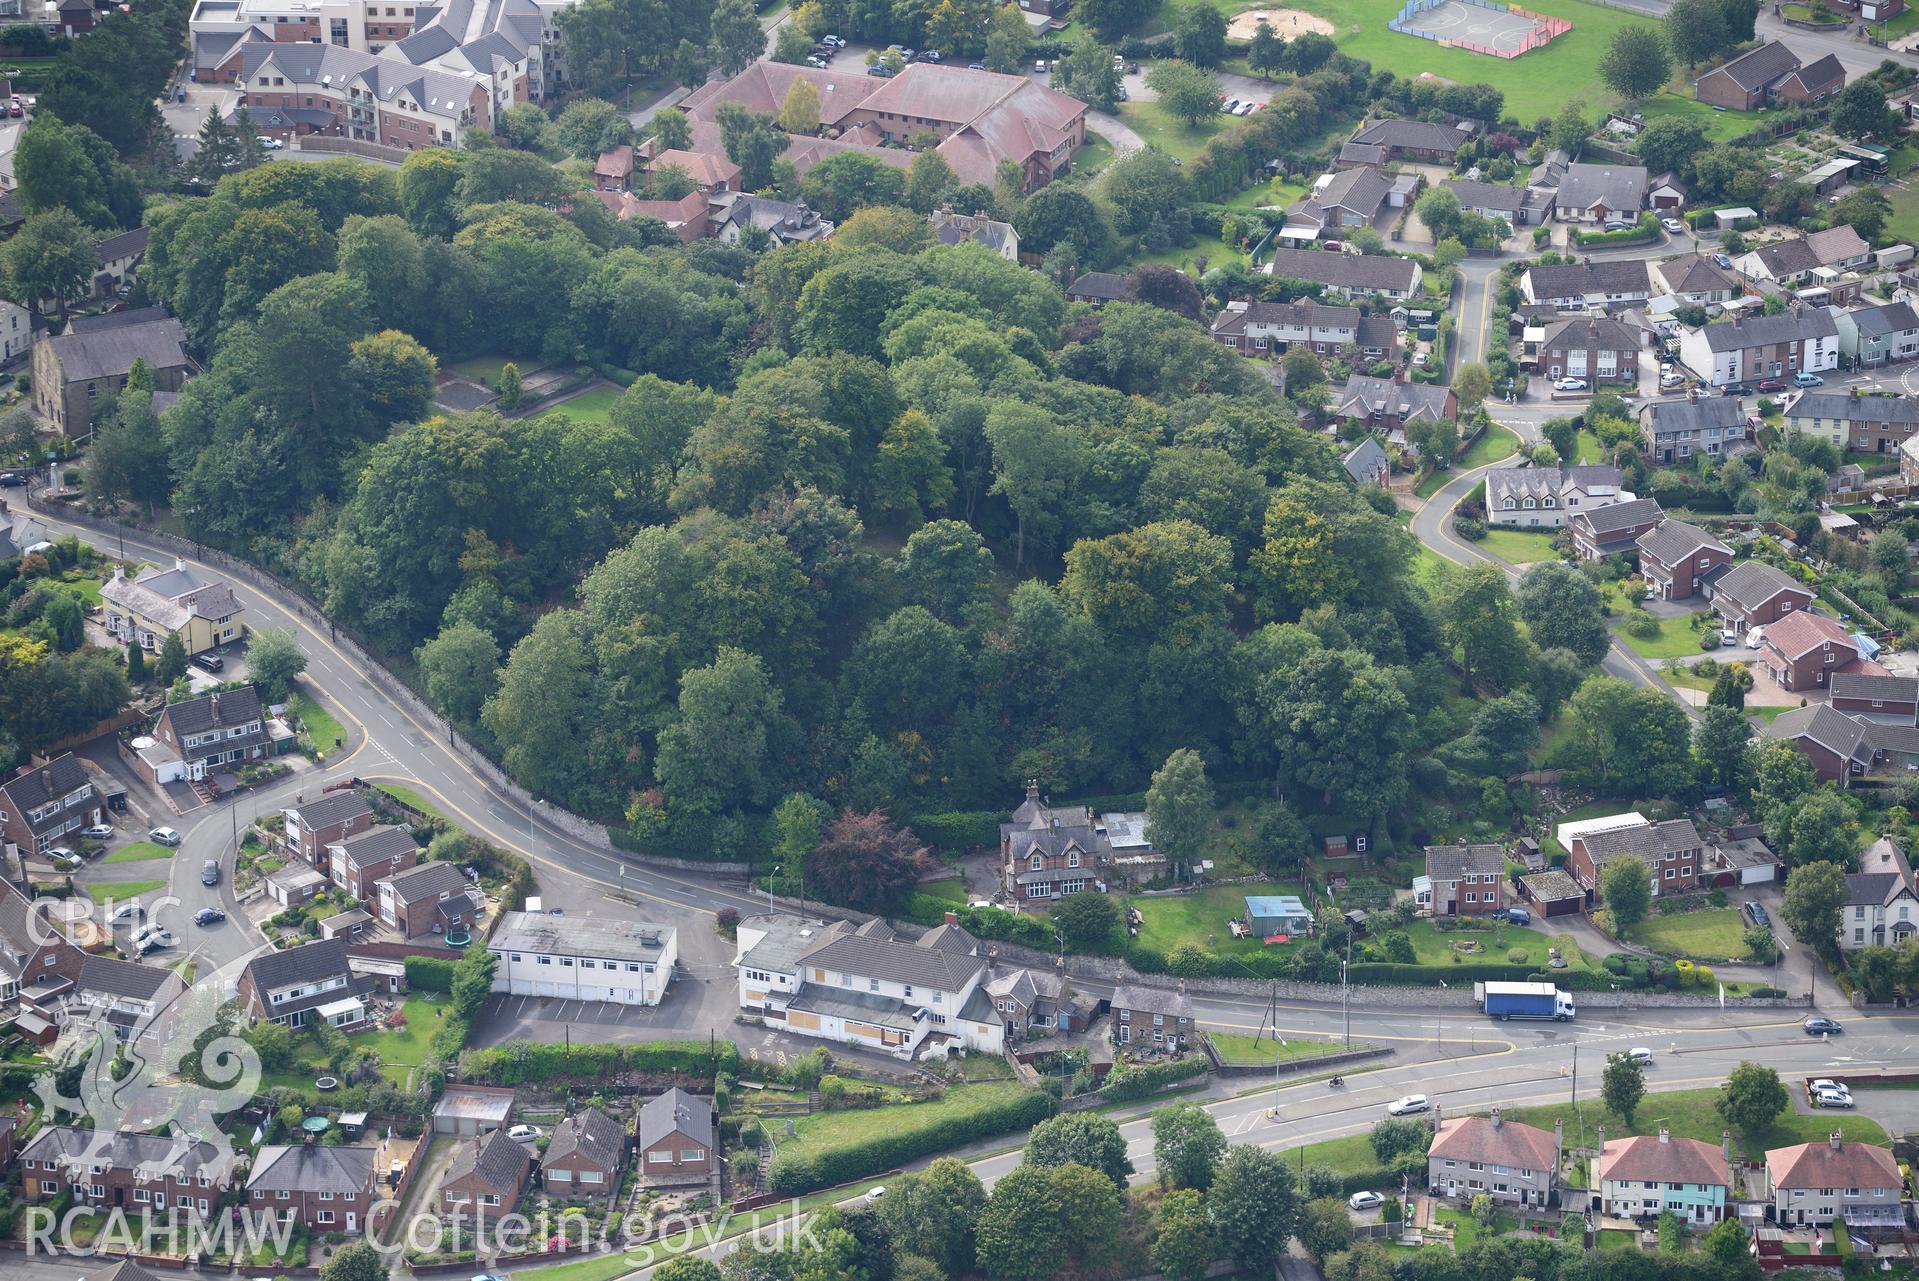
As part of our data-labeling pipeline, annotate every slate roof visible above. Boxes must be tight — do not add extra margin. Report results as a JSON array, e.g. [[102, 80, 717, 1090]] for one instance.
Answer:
[[919, 922, 980, 955], [1596, 1134, 1732, 1189], [1575, 496, 1664, 535], [1576, 818, 1702, 865], [83, 1261, 166, 1281], [1524, 259, 1652, 299], [987, 967, 1039, 1008], [1555, 163, 1648, 214], [160, 685, 262, 738], [1766, 703, 1873, 767], [1752, 225, 1871, 276], [1343, 436, 1389, 485], [336, 825, 418, 866], [93, 227, 149, 266], [1712, 560, 1808, 613], [0, 753, 92, 836], [101, 562, 241, 634], [45, 310, 190, 384], [248, 1143, 374, 1195], [1698, 309, 1837, 352], [1357, 314, 1397, 350], [1428, 1114, 1559, 1172], [1350, 118, 1472, 156], [735, 916, 851, 975], [1209, 298, 1361, 337], [800, 931, 986, 992], [1644, 396, 1747, 437], [1264, 247, 1420, 292], [1791, 391, 1919, 428], [1444, 178, 1552, 217], [79, 954, 183, 1003], [1830, 672, 1919, 704], [1485, 463, 1621, 506], [1846, 871, 1911, 908], [1424, 843, 1506, 882], [1656, 254, 1740, 295], [447, 1128, 530, 1194], [1761, 608, 1857, 659], [1766, 1138, 1899, 1190], [545, 1107, 626, 1172], [1708, 39, 1801, 91], [1636, 518, 1731, 566], [1112, 983, 1194, 1020], [238, 40, 480, 123], [25, 1126, 233, 1183], [638, 1088, 713, 1150], [244, 937, 353, 994], [1295, 167, 1392, 222], [1540, 314, 1639, 352], [929, 208, 1016, 256], [1067, 271, 1133, 301], [1848, 301, 1919, 339], [289, 791, 373, 831], [378, 860, 467, 905], [1337, 374, 1453, 424]]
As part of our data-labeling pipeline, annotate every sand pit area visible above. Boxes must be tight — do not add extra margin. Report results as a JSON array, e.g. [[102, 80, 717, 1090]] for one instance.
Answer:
[[1227, 7, 1337, 39]]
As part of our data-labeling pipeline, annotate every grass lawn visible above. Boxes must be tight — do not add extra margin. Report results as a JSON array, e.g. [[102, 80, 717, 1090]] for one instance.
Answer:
[[286, 691, 346, 757], [87, 878, 167, 901], [1116, 99, 1228, 161], [1476, 526, 1559, 565], [1402, 918, 1586, 970], [1412, 543, 1461, 594], [1126, 881, 1306, 961], [919, 878, 968, 903], [375, 782, 447, 821], [517, 1256, 641, 1281], [272, 993, 450, 1087], [1131, 231, 1245, 275], [103, 841, 173, 865], [445, 355, 541, 388], [1596, 1228, 1639, 1250], [1569, 429, 1606, 464], [1636, 93, 1763, 144], [1436, 1205, 1520, 1251], [1209, 1032, 1370, 1065], [1615, 611, 1711, 659], [1508, 1087, 1886, 1163], [1278, 1131, 1382, 1178], [1074, 131, 1115, 177], [775, 1082, 1036, 1158], [1284, 0, 1661, 120], [1629, 907, 1753, 962], [1417, 427, 1520, 498], [53, 574, 104, 608], [541, 384, 622, 425], [1888, 181, 1919, 247]]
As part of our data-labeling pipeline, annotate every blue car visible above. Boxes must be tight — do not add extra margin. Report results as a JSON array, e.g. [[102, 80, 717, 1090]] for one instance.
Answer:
[[1793, 372, 1825, 387]]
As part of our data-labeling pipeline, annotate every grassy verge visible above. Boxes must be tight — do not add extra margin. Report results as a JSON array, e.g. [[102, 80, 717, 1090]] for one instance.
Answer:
[[1416, 427, 1519, 499], [774, 1082, 1037, 1158], [1508, 1087, 1885, 1162], [87, 878, 167, 901], [1475, 526, 1559, 565], [1614, 612, 1710, 659], [286, 690, 346, 757], [375, 782, 448, 821], [103, 841, 174, 865], [1209, 1032, 1371, 1065]]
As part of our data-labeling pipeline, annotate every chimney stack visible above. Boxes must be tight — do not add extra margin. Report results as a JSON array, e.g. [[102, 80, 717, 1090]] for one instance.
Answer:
[[1659, 1128, 1670, 1144], [1829, 1132, 1843, 1150], [1177, 978, 1186, 995], [944, 911, 958, 927], [1598, 1124, 1606, 1151], [1491, 1106, 1502, 1130], [1722, 1129, 1732, 1161]]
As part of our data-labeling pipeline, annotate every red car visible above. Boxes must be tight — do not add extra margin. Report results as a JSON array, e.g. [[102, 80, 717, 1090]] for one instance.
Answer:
[[1756, 378, 1787, 393]]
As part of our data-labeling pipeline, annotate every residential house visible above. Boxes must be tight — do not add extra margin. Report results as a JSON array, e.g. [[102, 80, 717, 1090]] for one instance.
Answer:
[[1262, 247, 1423, 300], [91, 227, 147, 299], [0, 299, 29, 363], [1343, 436, 1390, 488], [374, 860, 480, 938], [1841, 843, 1918, 950], [1426, 1109, 1560, 1208], [1903, 433, 1919, 488], [1335, 376, 1457, 437], [708, 193, 832, 247], [984, 963, 1088, 1040], [101, 561, 243, 657], [1288, 167, 1415, 232], [541, 1107, 627, 1197], [1831, 673, 1919, 721], [237, 937, 372, 1029], [282, 791, 374, 868], [1519, 260, 1653, 309], [1758, 609, 1874, 691], [1570, 496, 1666, 560], [31, 307, 193, 439], [1695, 41, 1845, 111], [1709, 560, 1811, 636], [1680, 309, 1841, 385], [1209, 299, 1361, 358], [1538, 314, 1640, 385], [1653, 255, 1742, 304], [1636, 518, 1733, 601], [594, 189, 711, 243], [1485, 463, 1627, 529], [593, 145, 634, 192], [246, 1143, 379, 1232], [1639, 396, 1748, 464], [1343, 118, 1474, 165], [1442, 178, 1553, 226], [1001, 781, 1112, 901], [442, 1128, 531, 1215], [1736, 226, 1873, 286], [929, 207, 1018, 260], [1786, 390, 1919, 453], [1419, 842, 1507, 917], [1765, 1135, 1902, 1230], [139, 686, 274, 786], [645, 148, 739, 194], [265, 863, 325, 908], [0, 495, 48, 561], [1765, 702, 1919, 783], [1592, 1129, 1732, 1223], [489, 911, 677, 1006], [742, 913, 1003, 1058], [69, 955, 188, 1045], [330, 825, 419, 899], [433, 1085, 516, 1138], [1111, 982, 1194, 1051], [0, 752, 102, 855], [1564, 816, 1705, 899], [1648, 171, 1691, 211], [0, 882, 89, 999], [1066, 272, 1134, 307], [636, 1088, 713, 1186], [21, 1127, 234, 1219], [1551, 164, 1648, 224], [1834, 301, 1919, 368]]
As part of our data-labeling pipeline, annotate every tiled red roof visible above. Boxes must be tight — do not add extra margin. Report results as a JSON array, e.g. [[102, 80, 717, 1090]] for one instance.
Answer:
[[1762, 609, 1857, 660]]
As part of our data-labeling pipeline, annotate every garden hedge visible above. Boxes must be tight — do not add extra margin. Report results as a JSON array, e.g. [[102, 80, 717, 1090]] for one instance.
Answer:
[[765, 1087, 1055, 1194], [465, 1039, 740, 1084], [908, 811, 1000, 855], [404, 955, 457, 993], [1098, 1054, 1210, 1102]]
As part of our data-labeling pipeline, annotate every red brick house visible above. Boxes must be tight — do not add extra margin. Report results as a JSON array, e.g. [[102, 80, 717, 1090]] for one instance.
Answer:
[[329, 825, 418, 900], [1831, 673, 1919, 721], [21, 1127, 235, 1219], [1636, 519, 1732, 602], [282, 790, 374, 870], [237, 938, 372, 1029], [0, 881, 90, 1000], [637, 1089, 714, 1187], [1695, 42, 1845, 111], [1759, 610, 1873, 692], [541, 1107, 628, 1197], [594, 145, 635, 192], [1000, 782, 1111, 902], [1567, 818, 1704, 900], [1570, 497, 1665, 561], [374, 861, 481, 938], [246, 1143, 379, 1232], [0, 753, 103, 855], [1421, 842, 1507, 917], [442, 1129, 531, 1214], [1708, 560, 1811, 638]]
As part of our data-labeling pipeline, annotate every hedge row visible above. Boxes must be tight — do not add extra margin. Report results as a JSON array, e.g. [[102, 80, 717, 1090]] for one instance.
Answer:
[[404, 955, 457, 993], [1098, 1054, 1211, 1102], [1345, 961, 1540, 985], [908, 811, 1000, 856], [1574, 214, 1659, 247], [465, 1039, 740, 1085], [766, 1087, 1056, 1194], [610, 810, 771, 863]]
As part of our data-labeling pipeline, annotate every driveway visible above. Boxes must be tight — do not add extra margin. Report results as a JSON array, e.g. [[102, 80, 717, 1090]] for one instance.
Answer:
[[1086, 109, 1144, 157]]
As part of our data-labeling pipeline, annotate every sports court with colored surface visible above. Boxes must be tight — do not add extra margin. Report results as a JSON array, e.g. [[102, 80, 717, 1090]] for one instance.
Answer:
[[1390, 0, 1572, 56]]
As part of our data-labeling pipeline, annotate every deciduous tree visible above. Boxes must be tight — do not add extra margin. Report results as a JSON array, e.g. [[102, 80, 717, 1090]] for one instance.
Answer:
[[876, 1158, 987, 1280], [1025, 1112, 1134, 1190], [1152, 1188, 1215, 1281], [1145, 60, 1222, 126], [1716, 1061, 1787, 1133], [1147, 747, 1214, 883], [1174, 1, 1228, 65], [1781, 859, 1847, 955], [1151, 1100, 1227, 1190], [1599, 854, 1651, 933], [1515, 561, 1610, 666], [1208, 1146, 1300, 1272], [1600, 24, 1672, 101], [804, 809, 931, 911], [1602, 1051, 1646, 1123]]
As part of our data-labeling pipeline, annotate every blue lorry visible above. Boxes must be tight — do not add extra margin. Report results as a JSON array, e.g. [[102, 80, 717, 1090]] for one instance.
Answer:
[[1475, 981, 1576, 1022]]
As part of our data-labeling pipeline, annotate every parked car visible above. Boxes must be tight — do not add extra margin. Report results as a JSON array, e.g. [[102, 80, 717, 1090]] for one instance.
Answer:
[[1503, 906, 1531, 925], [1712, 253, 1733, 269], [1813, 1087, 1855, 1109], [1661, 372, 1686, 387], [263, 138, 285, 150], [1810, 1079, 1851, 1099], [506, 1124, 543, 1140], [80, 824, 114, 840], [1742, 900, 1771, 927], [149, 826, 181, 846], [192, 653, 224, 673], [806, 55, 829, 67], [1348, 1191, 1385, 1211], [1220, 98, 1240, 113], [1233, 101, 1254, 115], [865, 1186, 886, 1203], [1756, 378, 1787, 393], [202, 859, 220, 886], [1628, 1047, 1653, 1065], [820, 34, 844, 45], [866, 64, 894, 76], [1720, 628, 1739, 646], [1661, 218, 1685, 234], [1386, 1094, 1432, 1116], [1793, 372, 1824, 387], [109, 902, 144, 923], [1553, 377, 1588, 391], [1603, 218, 1631, 231], [966, 61, 984, 69], [1725, 383, 1754, 396], [47, 846, 77, 864], [1746, 627, 1765, 650], [1804, 1016, 1844, 1036], [0, 472, 25, 487], [1034, 59, 1047, 72], [194, 907, 226, 925]]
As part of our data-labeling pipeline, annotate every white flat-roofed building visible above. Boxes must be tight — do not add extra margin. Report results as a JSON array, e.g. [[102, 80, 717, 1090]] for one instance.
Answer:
[[488, 911, 676, 1006]]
